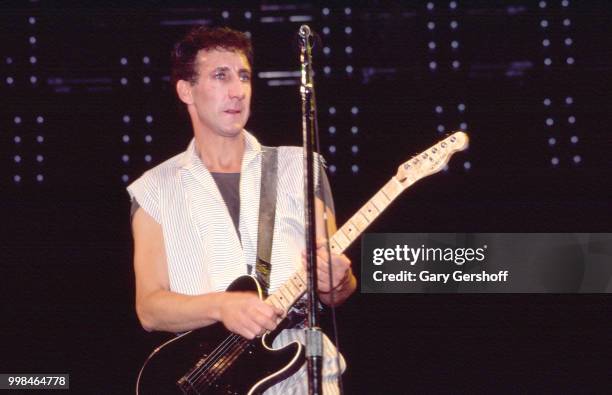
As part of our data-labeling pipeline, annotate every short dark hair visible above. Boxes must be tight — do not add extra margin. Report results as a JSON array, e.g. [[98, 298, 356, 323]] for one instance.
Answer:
[[171, 26, 253, 88]]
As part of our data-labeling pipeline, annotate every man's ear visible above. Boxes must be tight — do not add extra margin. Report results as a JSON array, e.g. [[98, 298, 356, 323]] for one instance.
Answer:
[[176, 80, 194, 105]]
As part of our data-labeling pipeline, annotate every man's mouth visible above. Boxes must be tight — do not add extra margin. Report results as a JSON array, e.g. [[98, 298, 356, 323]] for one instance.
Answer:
[[224, 109, 242, 114]]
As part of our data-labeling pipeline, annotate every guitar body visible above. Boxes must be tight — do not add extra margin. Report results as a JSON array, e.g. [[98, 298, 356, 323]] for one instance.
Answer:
[[136, 276, 305, 395]]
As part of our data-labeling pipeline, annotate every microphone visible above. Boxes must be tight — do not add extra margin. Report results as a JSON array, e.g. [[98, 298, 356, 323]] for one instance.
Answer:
[[299, 25, 312, 39], [297, 25, 321, 52]]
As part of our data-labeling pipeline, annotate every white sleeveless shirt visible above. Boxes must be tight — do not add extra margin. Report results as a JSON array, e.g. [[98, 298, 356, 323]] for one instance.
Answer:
[[127, 130, 344, 394]]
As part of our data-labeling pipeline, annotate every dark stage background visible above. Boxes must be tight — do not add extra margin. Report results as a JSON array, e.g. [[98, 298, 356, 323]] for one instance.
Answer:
[[2, 1, 611, 393]]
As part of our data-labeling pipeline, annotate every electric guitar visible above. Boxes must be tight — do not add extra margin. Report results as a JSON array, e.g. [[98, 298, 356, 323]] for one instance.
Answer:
[[136, 132, 469, 394]]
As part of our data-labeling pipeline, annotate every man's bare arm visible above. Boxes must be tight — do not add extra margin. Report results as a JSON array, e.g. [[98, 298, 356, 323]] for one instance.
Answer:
[[132, 207, 283, 338]]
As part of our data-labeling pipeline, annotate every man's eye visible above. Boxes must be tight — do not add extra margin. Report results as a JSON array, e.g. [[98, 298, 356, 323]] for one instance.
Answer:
[[240, 74, 251, 82], [214, 72, 226, 80]]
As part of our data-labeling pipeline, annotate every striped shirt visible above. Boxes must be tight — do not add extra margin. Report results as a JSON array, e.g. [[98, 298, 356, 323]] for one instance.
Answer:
[[127, 130, 344, 394]]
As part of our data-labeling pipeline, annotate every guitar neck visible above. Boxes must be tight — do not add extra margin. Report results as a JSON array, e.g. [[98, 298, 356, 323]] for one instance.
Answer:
[[329, 176, 405, 255], [264, 176, 406, 313]]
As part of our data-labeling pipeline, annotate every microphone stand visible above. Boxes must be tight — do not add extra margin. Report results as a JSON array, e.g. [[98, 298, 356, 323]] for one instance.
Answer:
[[298, 24, 323, 395]]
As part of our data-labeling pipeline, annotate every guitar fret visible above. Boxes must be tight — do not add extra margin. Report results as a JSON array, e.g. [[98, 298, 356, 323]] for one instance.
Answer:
[[361, 202, 379, 222], [278, 286, 293, 304], [293, 272, 307, 288], [276, 293, 288, 310], [379, 187, 392, 202], [283, 281, 295, 300], [329, 239, 342, 254], [332, 230, 351, 250], [350, 212, 369, 232], [382, 178, 402, 199], [296, 270, 307, 286], [286, 278, 301, 297], [371, 191, 390, 212], [345, 222, 358, 238], [267, 294, 284, 310], [285, 283, 299, 300], [293, 279, 306, 296]]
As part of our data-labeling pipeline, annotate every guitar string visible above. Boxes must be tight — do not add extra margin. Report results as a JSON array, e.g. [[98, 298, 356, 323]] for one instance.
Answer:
[[185, 333, 243, 384], [196, 339, 250, 390], [191, 336, 250, 390], [203, 339, 251, 388]]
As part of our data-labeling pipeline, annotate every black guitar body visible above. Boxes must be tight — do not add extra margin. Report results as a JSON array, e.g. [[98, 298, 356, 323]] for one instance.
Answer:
[[136, 276, 304, 395]]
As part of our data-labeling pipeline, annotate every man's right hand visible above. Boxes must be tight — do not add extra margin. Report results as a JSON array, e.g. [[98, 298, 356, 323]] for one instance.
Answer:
[[218, 292, 285, 339]]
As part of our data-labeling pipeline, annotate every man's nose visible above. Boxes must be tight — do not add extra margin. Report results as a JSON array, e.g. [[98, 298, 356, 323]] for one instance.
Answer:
[[228, 78, 246, 100]]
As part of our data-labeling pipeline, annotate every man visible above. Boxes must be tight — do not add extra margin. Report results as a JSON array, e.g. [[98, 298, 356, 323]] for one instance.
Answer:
[[128, 26, 356, 393]]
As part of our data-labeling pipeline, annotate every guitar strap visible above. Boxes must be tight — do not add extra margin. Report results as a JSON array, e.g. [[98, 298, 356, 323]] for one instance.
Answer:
[[254, 146, 278, 297]]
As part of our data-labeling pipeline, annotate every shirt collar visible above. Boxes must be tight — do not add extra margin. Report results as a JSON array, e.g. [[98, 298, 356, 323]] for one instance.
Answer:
[[178, 129, 262, 170]]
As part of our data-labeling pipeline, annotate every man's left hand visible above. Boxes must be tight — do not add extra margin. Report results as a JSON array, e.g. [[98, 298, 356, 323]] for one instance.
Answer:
[[302, 238, 352, 293]]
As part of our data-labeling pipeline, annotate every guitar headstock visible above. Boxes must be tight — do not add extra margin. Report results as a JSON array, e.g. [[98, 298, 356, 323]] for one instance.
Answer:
[[395, 131, 469, 187]]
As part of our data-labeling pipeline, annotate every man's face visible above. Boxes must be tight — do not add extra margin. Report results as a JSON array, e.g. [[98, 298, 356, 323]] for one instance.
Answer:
[[186, 48, 252, 138]]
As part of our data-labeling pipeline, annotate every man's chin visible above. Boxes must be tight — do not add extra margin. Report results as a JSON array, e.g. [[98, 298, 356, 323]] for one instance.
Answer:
[[220, 126, 244, 138]]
